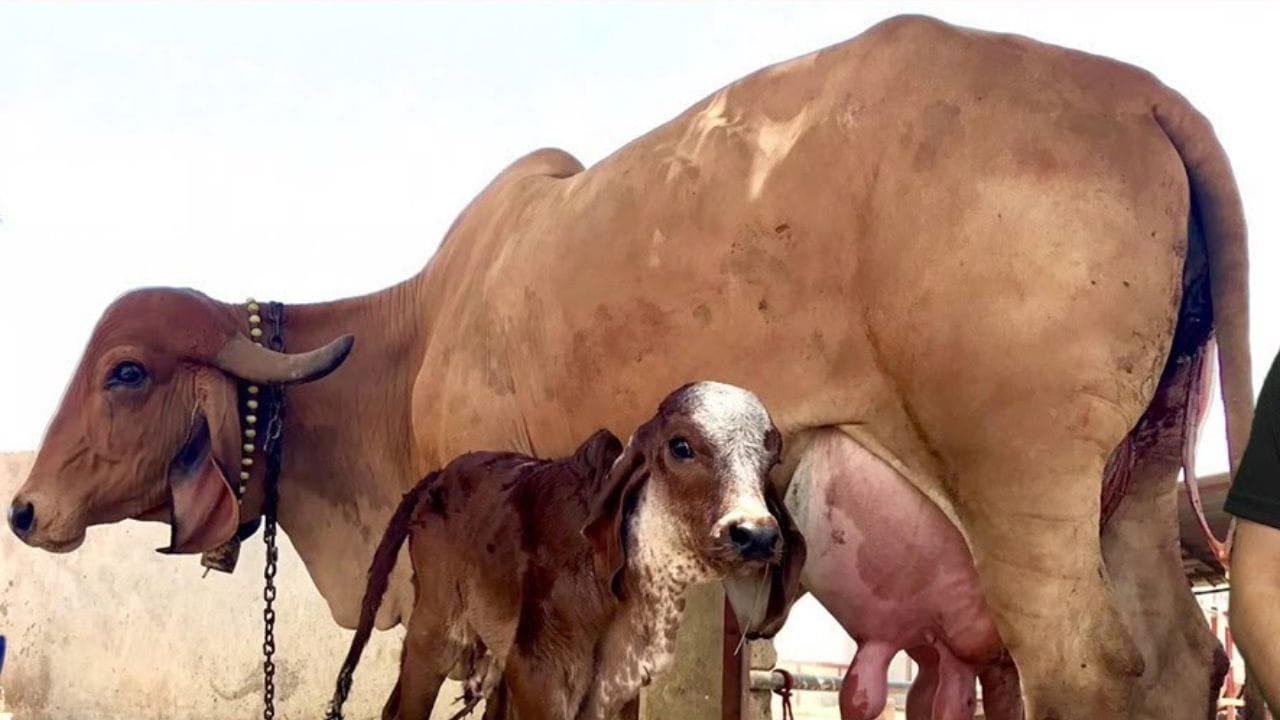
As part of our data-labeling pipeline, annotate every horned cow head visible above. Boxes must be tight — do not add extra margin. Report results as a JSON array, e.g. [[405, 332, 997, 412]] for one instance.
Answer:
[[7, 288, 352, 554]]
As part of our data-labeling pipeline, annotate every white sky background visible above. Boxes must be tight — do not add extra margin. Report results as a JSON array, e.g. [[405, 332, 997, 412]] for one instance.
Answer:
[[1, 1, 1277, 479]]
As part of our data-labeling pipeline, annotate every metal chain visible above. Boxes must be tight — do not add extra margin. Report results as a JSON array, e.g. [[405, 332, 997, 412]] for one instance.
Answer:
[[260, 302, 287, 720], [262, 509, 278, 720], [774, 669, 796, 720]]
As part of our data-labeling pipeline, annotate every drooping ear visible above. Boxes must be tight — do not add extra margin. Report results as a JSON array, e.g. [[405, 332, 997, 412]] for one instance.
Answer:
[[157, 407, 240, 555], [752, 477, 808, 638], [212, 333, 354, 386], [572, 429, 624, 478], [582, 431, 649, 600]]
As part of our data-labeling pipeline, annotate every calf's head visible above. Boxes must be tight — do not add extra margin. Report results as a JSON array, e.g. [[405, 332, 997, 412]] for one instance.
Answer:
[[8, 288, 352, 554], [583, 381, 805, 637]]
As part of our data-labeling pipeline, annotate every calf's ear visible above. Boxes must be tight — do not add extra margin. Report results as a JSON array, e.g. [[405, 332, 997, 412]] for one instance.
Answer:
[[572, 429, 624, 477], [582, 430, 649, 600]]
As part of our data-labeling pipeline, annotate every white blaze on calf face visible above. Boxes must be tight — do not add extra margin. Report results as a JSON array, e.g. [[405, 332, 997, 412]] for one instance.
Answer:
[[682, 381, 776, 536], [598, 382, 781, 719], [626, 381, 779, 587]]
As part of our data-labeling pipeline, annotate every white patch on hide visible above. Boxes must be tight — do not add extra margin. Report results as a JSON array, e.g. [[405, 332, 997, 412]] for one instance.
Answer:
[[748, 108, 811, 200], [649, 228, 667, 268], [671, 90, 748, 169], [630, 481, 715, 589], [584, 486, 707, 719]]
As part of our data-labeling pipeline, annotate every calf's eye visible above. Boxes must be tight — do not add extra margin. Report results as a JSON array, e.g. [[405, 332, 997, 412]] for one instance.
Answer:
[[668, 437, 695, 461], [107, 361, 148, 389]]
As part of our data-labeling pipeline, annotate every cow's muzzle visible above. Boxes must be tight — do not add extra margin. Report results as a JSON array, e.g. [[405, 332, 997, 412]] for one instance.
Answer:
[[725, 518, 781, 562], [7, 498, 36, 539]]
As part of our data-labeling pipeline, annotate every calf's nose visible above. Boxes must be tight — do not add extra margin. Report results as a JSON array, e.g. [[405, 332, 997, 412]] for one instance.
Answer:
[[727, 520, 780, 561], [7, 499, 36, 539]]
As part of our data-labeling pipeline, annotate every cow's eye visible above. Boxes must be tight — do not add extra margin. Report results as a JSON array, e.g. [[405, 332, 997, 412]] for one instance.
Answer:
[[107, 361, 148, 389], [668, 437, 695, 461]]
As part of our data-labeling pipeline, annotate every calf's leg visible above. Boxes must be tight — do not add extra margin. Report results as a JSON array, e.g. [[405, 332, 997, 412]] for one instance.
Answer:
[[505, 653, 587, 720], [383, 600, 463, 720], [481, 680, 510, 720]]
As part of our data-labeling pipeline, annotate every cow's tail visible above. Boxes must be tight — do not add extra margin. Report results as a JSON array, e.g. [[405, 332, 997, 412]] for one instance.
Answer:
[[325, 471, 439, 720], [1154, 93, 1254, 567]]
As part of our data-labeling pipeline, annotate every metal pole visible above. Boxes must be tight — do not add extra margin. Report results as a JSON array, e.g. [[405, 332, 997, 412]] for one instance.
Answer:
[[722, 599, 745, 720], [748, 669, 914, 694]]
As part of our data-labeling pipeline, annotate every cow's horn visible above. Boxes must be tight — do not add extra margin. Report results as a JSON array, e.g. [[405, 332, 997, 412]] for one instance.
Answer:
[[213, 333, 355, 385]]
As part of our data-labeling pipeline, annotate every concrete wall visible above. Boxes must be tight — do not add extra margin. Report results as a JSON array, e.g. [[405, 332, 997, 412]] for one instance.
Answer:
[[641, 584, 726, 720], [0, 451, 471, 720]]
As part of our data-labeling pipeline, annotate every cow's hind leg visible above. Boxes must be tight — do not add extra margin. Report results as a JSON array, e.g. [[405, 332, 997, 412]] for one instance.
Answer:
[[1102, 348, 1228, 720], [977, 654, 1023, 720], [955, 437, 1144, 720]]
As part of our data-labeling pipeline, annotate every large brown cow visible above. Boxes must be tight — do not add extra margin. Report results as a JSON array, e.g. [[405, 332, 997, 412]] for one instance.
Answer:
[[7, 15, 1252, 719]]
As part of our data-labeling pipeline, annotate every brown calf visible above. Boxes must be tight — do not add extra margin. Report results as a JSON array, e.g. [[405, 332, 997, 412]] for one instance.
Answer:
[[327, 381, 805, 720]]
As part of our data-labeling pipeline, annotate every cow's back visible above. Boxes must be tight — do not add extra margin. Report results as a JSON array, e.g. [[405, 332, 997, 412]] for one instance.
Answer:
[[412, 14, 1189, 504]]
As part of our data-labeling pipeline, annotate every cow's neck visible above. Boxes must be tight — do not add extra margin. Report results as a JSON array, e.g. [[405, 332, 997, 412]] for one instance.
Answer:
[[249, 279, 426, 627]]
